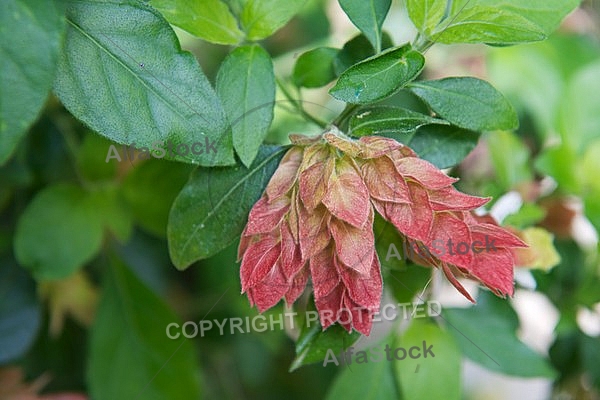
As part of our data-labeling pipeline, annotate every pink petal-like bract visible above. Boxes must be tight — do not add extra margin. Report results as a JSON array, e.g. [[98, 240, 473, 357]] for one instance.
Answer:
[[239, 130, 526, 335]]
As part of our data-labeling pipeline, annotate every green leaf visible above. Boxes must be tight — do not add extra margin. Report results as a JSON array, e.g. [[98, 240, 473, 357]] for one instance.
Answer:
[[338, 0, 392, 53], [582, 142, 600, 231], [395, 320, 461, 400], [0, 0, 66, 165], [487, 41, 564, 139], [123, 159, 193, 238], [535, 144, 578, 193], [14, 184, 104, 280], [432, 6, 546, 45], [217, 45, 275, 168], [150, 0, 244, 44], [88, 255, 201, 399], [406, 0, 447, 34], [374, 214, 432, 303], [502, 203, 546, 229], [349, 106, 448, 137], [88, 185, 133, 243], [487, 131, 533, 191], [325, 339, 399, 399], [450, 0, 581, 36], [558, 61, 600, 152], [408, 77, 518, 131], [54, 0, 234, 166], [333, 33, 393, 76], [330, 45, 424, 105], [443, 292, 556, 378], [0, 259, 41, 363], [240, 0, 308, 40], [374, 213, 407, 272], [290, 320, 360, 371], [408, 124, 480, 169], [168, 145, 286, 269], [76, 133, 118, 182], [293, 47, 339, 88], [581, 334, 600, 391]]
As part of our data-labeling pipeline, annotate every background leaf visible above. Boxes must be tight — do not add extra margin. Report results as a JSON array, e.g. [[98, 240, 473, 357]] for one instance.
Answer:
[[293, 47, 339, 88], [88, 255, 201, 399], [330, 46, 424, 105], [150, 0, 244, 45], [443, 291, 556, 378], [0, 259, 41, 363], [168, 145, 286, 269], [122, 159, 193, 238], [408, 77, 518, 131], [240, 0, 308, 40], [325, 339, 400, 399], [0, 0, 66, 165], [54, 0, 234, 166], [395, 320, 461, 400], [217, 45, 275, 168], [14, 184, 104, 281], [338, 0, 392, 53]]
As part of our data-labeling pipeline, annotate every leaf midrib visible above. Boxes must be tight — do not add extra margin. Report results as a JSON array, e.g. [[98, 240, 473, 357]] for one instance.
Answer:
[[66, 17, 190, 121]]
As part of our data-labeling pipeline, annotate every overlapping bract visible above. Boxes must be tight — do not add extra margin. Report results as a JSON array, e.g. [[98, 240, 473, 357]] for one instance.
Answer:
[[239, 130, 526, 335]]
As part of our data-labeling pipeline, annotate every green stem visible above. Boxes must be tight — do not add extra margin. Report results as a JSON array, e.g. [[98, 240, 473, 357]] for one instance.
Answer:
[[276, 78, 327, 128], [413, 32, 434, 53], [331, 104, 359, 128]]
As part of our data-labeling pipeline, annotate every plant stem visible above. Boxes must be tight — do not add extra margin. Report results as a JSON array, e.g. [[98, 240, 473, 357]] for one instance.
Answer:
[[276, 78, 327, 129], [413, 33, 434, 53], [331, 104, 359, 128]]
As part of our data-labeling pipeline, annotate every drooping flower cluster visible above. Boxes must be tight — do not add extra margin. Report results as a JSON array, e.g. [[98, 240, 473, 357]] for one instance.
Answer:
[[239, 129, 526, 335]]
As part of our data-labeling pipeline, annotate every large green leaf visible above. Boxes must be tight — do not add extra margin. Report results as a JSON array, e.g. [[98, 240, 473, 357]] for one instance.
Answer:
[[240, 0, 308, 40], [330, 45, 424, 105], [395, 320, 461, 400], [450, 0, 581, 36], [150, 0, 244, 44], [14, 184, 104, 280], [0, 259, 41, 363], [0, 0, 66, 165], [293, 47, 339, 88], [88, 255, 201, 399], [443, 292, 556, 378], [406, 0, 447, 34], [348, 106, 447, 137], [432, 6, 546, 45], [338, 0, 392, 53], [54, 0, 234, 166], [408, 77, 518, 131], [217, 45, 275, 168], [168, 145, 286, 269]]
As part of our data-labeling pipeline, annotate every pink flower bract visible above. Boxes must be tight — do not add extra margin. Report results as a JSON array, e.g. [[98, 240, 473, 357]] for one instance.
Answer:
[[239, 129, 526, 335]]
